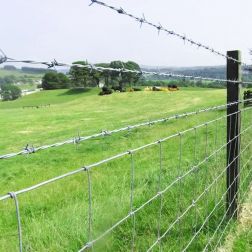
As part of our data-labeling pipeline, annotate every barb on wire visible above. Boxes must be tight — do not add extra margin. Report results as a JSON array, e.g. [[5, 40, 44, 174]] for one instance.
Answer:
[[1, 106, 252, 251], [0, 99, 250, 160], [0, 48, 8, 64], [1, 105, 250, 202], [1, 50, 251, 84], [89, 0, 250, 68]]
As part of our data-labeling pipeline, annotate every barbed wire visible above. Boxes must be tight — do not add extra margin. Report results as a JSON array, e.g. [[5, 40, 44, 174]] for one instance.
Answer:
[[0, 106, 248, 202], [0, 99, 250, 160], [89, 0, 251, 68], [0, 107, 252, 251], [1, 107, 251, 252], [1, 49, 251, 85]]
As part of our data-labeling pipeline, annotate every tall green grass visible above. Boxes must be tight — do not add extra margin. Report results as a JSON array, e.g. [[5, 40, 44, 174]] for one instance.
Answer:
[[0, 88, 251, 251]]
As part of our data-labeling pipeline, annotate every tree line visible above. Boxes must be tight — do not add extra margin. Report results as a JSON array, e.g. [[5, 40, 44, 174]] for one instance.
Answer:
[[41, 60, 142, 90]]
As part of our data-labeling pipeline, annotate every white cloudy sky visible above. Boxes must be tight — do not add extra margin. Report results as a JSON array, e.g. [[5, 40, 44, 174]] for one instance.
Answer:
[[1, 0, 252, 67]]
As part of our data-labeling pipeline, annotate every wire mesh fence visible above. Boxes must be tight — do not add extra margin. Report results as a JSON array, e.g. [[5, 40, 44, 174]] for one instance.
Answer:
[[0, 101, 251, 251], [1, 1, 252, 251]]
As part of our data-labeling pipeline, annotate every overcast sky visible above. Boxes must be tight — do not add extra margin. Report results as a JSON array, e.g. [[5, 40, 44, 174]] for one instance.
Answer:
[[1, 0, 252, 67]]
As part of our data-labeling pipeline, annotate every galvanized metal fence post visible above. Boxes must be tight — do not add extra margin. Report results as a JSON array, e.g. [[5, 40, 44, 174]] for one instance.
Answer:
[[226, 50, 242, 219]]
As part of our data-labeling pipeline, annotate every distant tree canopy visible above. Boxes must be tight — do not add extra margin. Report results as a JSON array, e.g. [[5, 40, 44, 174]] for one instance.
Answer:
[[68, 60, 141, 88], [69, 61, 90, 87], [42, 72, 70, 90], [21, 67, 55, 74], [0, 75, 18, 86], [0, 84, 22, 101], [3, 65, 17, 71]]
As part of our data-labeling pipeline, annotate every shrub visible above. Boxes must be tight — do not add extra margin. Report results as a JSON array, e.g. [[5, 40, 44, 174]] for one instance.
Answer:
[[152, 86, 162, 91], [99, 86, 113, 96], [112, 86, 126, 92], [0, 84, 22, 101], [133, 87, 141, 91], [42, 72, 70, 90]]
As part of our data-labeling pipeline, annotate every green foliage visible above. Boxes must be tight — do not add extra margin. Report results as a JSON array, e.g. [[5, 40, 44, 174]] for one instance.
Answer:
[[99, 86, 113, 96], [69, 60, 141, 89], [3, 65, 17, 71], [139, 79, 226, 89], [95, 63, 111, 86], [69, 61, 90, 87], [0, 84, 22, 101], [42, 72, 70, 90], [109, 60, 141, 88], [21, 67, 54, 74], [0, 67, 43, 91]]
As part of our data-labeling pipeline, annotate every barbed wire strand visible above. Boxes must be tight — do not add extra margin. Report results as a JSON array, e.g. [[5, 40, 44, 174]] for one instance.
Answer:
[[1, 99, 250, 160], [1, 109, 251, 251], [89, 0, 250, 68], [3, 55, 251, 85], [0, 106, 250, 204]]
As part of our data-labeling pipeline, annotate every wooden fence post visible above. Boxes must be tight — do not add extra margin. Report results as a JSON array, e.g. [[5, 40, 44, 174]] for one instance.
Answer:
[[226, 50, 242, 219]]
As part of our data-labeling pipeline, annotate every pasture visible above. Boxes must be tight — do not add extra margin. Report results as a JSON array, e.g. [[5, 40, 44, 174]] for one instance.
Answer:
[[0, 88, 251, 251]]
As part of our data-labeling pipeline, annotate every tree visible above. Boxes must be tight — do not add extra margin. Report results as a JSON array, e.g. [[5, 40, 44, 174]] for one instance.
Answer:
[[121, 61, 141, 86], [3, 65, 17, 71], [42, 72, 70, 90], [69, 61, 90, 87], [109, 60, 141, 88], [0, 84, 21, 101], [96, 63, 111, 86]]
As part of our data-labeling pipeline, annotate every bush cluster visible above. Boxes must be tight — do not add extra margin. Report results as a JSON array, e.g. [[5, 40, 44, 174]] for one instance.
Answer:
[[111, 86, 126, 92], [99, 86, 113, 96]]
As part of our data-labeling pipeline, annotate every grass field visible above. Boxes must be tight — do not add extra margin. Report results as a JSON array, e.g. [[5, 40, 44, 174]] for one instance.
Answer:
[[0, 68, 42, 91], [0, 87, 251, 251]]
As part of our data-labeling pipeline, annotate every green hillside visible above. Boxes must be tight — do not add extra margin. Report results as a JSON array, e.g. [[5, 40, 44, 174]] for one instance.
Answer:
[[0, 88, 251, 251]]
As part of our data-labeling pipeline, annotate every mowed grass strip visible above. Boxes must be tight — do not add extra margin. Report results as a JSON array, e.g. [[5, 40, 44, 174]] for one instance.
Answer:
[[1, 87, 251, 251]]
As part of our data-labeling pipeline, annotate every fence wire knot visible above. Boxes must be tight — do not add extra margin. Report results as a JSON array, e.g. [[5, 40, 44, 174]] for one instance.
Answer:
[[8, 191, 17, 199], [24, 144, 35, 154]]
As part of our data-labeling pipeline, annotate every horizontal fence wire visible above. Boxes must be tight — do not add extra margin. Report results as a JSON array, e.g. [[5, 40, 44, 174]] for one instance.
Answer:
[[1, 105, 252, 252], [202, 156, 252, 252], [89, 0, 251, 68], [79, 120, 252, 251], [0, 105, 251, 201], [1, 99, 251, 160], [0, 2, 251, 252], [0, 50, 252, 85]]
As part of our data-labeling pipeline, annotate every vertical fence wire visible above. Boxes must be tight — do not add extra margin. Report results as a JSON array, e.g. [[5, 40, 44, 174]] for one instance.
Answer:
[[129, 152, 136, 252], [192, 127, 198, 237], [8, 192, 22, 252], [86, 169, 93, 250], [157, 141, 163, 252], [1, 106, 252, 252]]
